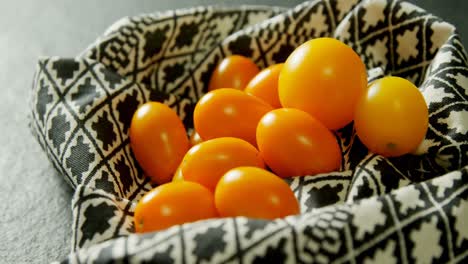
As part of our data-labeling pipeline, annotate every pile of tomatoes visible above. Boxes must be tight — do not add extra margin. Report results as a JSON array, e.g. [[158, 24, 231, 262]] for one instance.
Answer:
[[129, 37, 428, 233]]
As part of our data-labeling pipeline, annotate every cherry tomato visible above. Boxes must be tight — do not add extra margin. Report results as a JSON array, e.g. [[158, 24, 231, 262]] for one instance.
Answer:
[[279, 37, 367, 130], [245, 63, 283, 108], [181, 137, 265, 192], [194, 88, 273, 146], [209, 55, 260, 91], [215, 166, 300, 219], [256, 108, 341, 178], [354, 76, 428, 157], [130, 102, 189, 184], [134, 181, 217, 233], [189, 130, 203, 146]]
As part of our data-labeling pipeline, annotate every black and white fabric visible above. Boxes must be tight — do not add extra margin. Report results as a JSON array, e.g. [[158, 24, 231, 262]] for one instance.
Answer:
[[29, 0, 468, 263]]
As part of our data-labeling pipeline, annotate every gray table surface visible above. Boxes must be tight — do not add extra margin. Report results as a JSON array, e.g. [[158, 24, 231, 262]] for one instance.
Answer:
[[1, 0, 466, 263]]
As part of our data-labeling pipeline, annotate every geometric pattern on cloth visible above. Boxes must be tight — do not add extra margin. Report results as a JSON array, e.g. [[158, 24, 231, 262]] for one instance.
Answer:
[[29, 0, 468, 262]]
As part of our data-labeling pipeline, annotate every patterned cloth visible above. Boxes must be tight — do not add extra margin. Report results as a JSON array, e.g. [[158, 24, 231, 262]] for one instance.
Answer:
[[29, 0, 468, 263]]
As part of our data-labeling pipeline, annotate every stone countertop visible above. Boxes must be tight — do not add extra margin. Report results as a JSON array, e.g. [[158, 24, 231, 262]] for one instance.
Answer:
[[0, 0, 465, 262]]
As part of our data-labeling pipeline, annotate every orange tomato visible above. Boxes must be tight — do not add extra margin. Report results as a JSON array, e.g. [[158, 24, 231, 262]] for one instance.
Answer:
[[354, 76, 428, 157], [256, 108, 341, 178], [279, 37, 367, 130], [129, 102, 189, 184], [134, 181, 217, 233], [194, 88, 273, 146], [245, 63, 283, 108], [215, 166, 300, 219], [180, 137, 265, 192], [172, 166, 184, 182], [209, 55, 260, 91]]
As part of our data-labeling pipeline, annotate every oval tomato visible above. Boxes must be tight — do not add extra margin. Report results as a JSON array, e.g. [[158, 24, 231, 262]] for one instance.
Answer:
[[172, 165, 184, 182], [245, 63, 283, 108], [194, 88, 273, 146], [134, 181, 217, 233], [279, 37, 367, 130], [181, 137, 265, 192], [256, 108, 341, 178], [215, 166, 300, 219], [129, 102, 189, 184], [209, 55, 260, 91], [354, 76, 428, 157]]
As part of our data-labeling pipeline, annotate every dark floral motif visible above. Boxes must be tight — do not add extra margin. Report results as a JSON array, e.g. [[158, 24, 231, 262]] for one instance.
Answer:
[[79, 202, 117, 247], [91, 111, 117, 152], [71, 77, 101, 114], [353, 176, 375, 200], [114, 157, 133, 195], [228, 35, 254, 58], [94, 171, 117, 195], [143, 25, 170, 62], [244, 219, 269, 239], [373, 159, 402, 193], [52, 58, 79, 85], [272, 43, 295, 63], [146, 245, 175, 264], [65, 135, 95, 183], [252, 238, 287, 264], [199, 54, 220, 92], [48, 108, 70, 153], [116, 90, 140, 132], [163, 62, 186, 84], [149, 89, 171, 103], [174, 22, 199, 49], [99, 67, 123, 90], [305, 183, 344, 209], [193, 224, 227, 262], [36, 79, 53, 124], [140, 71, 152, 88]]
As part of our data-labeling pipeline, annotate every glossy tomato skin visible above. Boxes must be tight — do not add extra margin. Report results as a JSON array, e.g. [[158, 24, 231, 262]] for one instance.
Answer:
[[209, 55, 260, 91], [354, 76, 428, 157], [181, 137, 265, 192], [172, 165, 184, 182], [134, 181, 217, 233], [245, 64, 283, 108], [130, 102, 189, 184], [256, 108, 341, 178], [194, 88, 273, 146], [215, 166, 300, 219], [279, 37, 367, 130]]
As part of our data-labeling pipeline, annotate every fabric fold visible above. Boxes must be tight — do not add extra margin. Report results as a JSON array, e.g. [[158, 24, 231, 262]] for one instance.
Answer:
[[29, 0, 468, 262]]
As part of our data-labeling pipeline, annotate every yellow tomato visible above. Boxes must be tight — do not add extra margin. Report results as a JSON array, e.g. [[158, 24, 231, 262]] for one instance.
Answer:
[[279, 37, 367, 130], [130, 102, 189, 184], [354, 76, 428, 157], [215, 167, 300, 219]]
